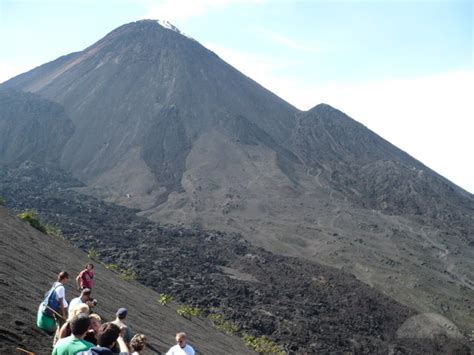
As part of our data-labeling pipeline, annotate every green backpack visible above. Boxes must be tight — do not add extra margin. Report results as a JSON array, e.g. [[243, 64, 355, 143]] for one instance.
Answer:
[[36, 303, 56, 333]]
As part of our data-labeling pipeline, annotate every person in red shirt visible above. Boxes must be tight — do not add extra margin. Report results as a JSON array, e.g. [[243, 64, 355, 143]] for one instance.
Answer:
[[76, 263, 94, 290]]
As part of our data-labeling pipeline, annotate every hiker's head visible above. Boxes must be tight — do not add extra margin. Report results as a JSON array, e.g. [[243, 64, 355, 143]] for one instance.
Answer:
[[89, 313, 102, 333], [97, 322, 121, 348], [68, 304, 90, 321], [57, 271, 69, 283], [85, 263, 94, 270], [116, 307, 128, 320], [71, 314, 91, 337], [80, 288, 92, 300], [131, 333, 147, 352], [176, 332, 187, 348]]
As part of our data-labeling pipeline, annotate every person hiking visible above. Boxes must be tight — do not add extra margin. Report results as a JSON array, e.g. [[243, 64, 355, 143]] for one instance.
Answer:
[[130, 334, 146, 355], [69, 288, 97, 318], [78, 322, 129, 355], [76, 263, 95, 290], [166, 332, 195, 355], [112, 308, 133, 346], [51, 271, 69, 345], [52, 314, 94, 355], [84, 313, 102, 345], [58, 304, 90, 340]]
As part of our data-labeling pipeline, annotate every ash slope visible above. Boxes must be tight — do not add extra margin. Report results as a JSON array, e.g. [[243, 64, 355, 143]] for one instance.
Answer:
[[1, 163, 471, 354], [1, 19, 473, 332], [0, 205, 254, 355], [0, 90, 74, 165]]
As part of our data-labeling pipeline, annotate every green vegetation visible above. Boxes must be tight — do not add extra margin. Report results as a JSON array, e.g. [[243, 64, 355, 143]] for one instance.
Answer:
[[88, 252, 135, 282], [207, 313, 222, 323], [87, 248, 100, 261], [45, 224, 64, 240], [0, 196, 5, 206], [242, 333, 284, 355], [207, 313, 238, 335], [16, 210, 64, 240], [176, 305, 202, 318], [119, 268, 137, 281], [469, 330, 474, 342], [158, 293, 173, 306], [17, 210, 47, 233], [103, 263, 119, 272]]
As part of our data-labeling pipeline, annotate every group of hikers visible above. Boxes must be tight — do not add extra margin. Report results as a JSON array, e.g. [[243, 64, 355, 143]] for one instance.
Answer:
[[36, 264, 195, 355]]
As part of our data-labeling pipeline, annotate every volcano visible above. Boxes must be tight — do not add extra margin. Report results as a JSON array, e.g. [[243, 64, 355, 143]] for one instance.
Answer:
[[1, 20, 473, 333]]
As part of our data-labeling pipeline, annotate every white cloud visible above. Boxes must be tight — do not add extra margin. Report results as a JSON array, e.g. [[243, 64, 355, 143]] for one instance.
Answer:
[[256, 27, 323, 53], [143, 0, 265, 22], [206, 42, 293, 74], [0, 60, 36, 84]]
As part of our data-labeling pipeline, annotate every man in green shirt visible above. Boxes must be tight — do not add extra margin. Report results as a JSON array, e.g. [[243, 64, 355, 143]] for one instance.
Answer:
[[52, 314, 94, 355]]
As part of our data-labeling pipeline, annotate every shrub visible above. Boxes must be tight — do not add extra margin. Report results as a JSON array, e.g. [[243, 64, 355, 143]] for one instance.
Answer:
[[17, 211, 65, 240], [0, 196, 5, 206], [87, 248, 100, 261], [207, 313, 238, 335], [103, 263, 119, 272], [470, 330, 474, 342], [45, 224, 64, 240], [207, 313, 222, 323], [242, 333, 284, 355], [120, 268, 137, 281], [176, 305, 202, 318], [158, 293, 173, 306], [17, 211, 47, 233]]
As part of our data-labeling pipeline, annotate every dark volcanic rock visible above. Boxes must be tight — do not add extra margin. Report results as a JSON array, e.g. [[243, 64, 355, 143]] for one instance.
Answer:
[[0, 204, 254, 355], [1, 164, 471, 354]]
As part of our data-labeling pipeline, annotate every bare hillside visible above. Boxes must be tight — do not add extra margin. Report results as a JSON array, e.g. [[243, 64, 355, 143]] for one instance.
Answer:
[[0, 206, 254, 355]]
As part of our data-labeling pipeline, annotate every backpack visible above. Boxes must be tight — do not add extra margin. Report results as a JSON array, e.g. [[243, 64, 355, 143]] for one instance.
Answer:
[[41, 283, 62, 317], [36, 303, 56, 333]]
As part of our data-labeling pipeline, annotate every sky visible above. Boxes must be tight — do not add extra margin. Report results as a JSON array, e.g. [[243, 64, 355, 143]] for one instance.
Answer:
[[0, 0, 472, 193]]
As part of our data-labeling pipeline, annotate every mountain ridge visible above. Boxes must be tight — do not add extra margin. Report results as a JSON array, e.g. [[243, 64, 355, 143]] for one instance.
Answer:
[[1, 19, 473, 335]]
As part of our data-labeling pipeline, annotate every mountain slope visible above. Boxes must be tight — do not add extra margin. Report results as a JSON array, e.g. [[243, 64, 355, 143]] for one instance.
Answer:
[[1, 19, 473, 334], [2, 20, 296, 206], [0, 90, 74, 166], [1, 164, 472, 354], [0, 205, 254, 355]]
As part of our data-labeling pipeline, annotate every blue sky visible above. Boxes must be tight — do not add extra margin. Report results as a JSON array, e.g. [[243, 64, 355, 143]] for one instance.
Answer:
[[0, 0, 472, 192]]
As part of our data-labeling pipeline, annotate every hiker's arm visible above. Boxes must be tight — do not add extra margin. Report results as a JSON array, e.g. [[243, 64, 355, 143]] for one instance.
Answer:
[[59, 297, 66, 319], [75, 274, 81, 289], [117, 327, 130, 354], [58, 322, 69, 338], [117, 335, 130, 354]]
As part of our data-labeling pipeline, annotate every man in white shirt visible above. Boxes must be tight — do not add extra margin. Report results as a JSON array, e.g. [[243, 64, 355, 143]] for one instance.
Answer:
[[69, 288, 95, 318], [166, 332, 195, 355]]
